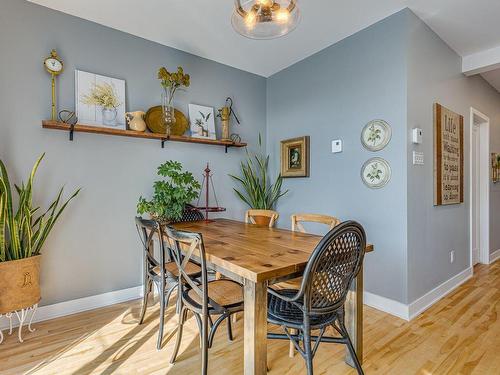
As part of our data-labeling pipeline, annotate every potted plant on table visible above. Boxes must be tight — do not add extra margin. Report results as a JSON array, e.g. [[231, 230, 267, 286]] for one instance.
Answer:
[[229, 135, 288, 226], [137, 160, 201, 223], [0, 154, 79, 341]]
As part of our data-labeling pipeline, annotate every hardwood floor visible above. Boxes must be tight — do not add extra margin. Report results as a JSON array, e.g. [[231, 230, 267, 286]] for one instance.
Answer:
[[0, 262, 498, 374]]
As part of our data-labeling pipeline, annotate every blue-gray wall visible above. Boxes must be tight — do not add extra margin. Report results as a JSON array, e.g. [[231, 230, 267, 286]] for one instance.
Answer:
[[0, 0, 266, 306], [406, 11, 500, 302], [267, 12, 409, 302]]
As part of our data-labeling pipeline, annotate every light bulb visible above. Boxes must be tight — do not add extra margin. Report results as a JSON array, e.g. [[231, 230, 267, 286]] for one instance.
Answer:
[[256, 0, 273, 6], [275, 9, 290, 23], [245, 11, 257, 28]]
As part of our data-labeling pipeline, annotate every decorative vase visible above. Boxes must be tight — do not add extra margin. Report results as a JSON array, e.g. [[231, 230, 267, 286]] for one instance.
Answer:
[[161, 90, 176, 137], [125, 111, 147, 132], [0, 256, 41, 315], [102, 107, 118, 126]]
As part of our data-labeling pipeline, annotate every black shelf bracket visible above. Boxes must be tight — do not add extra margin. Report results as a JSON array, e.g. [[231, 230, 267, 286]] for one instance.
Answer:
[[161, 136, 170, 149], [69, 124, 76, 141]]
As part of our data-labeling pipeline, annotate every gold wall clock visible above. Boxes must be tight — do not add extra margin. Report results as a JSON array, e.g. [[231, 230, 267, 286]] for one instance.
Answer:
[[44, 49, 64, 121]]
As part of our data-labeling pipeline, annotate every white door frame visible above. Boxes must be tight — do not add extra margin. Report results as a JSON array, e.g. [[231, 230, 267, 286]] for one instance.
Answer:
[[469, 107, 490, 267]]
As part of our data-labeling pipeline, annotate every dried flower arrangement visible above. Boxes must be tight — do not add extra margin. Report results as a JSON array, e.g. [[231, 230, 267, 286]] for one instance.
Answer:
[[81, 82, 121, 109], [158, 66, 190, 105]]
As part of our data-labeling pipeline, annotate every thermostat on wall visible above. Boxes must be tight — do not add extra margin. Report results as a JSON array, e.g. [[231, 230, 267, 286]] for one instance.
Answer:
[[331, 139, 342, 153], [412, 128, 423, 144]]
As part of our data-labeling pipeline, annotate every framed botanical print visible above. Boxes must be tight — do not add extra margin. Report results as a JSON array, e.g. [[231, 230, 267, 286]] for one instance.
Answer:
[[281, 136, 310, 178]]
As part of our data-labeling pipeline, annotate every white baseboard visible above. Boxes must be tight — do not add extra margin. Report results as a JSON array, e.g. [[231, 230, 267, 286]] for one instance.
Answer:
[[490, 249, 500, 264], [363, 291, 410, 321], [0, 285, 142, 331], [408, 267, 473, 320]]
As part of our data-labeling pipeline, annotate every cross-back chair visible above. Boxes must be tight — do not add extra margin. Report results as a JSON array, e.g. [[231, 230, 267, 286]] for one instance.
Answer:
[[135, 217, 202, 350], [291, 213, 341, 233], [267, 221, 367, 375], [245, 209, 279, 227], [164, 226, 244, 375]]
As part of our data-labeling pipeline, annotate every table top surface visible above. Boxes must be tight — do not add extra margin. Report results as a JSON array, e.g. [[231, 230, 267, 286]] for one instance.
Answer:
[[173, 219, 373, 283]]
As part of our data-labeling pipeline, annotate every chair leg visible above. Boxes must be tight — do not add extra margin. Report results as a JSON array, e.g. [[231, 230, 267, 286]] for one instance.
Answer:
[[170, 307, 188, 364], [201, 313, 209, 375], [156, 281, 166, 350], [139, 278, 151, 325], [226, 315, 233, 342], [289, 328, 296, 357], [303, 321, 314, 375], [338, 318, 364, 375]]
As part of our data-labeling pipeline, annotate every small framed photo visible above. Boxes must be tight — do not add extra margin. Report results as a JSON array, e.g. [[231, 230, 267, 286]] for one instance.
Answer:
[[189, 104, 216, 140], [75, 70, 126, 129], [280, 136, 310, 178]]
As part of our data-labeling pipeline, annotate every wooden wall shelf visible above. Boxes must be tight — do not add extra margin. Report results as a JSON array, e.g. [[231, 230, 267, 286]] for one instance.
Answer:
[[41, 121, 247, 152]]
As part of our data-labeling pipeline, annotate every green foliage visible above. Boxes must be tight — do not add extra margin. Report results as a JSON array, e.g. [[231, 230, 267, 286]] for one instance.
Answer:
[[0, 154, 80, 262], [229, 135, 288, 210], [157, 66, 190, 105], [137, 161, 201, 222]]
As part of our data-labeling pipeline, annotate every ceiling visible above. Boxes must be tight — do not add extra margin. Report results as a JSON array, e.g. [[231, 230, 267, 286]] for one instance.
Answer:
[[28, 0, 500, 78]]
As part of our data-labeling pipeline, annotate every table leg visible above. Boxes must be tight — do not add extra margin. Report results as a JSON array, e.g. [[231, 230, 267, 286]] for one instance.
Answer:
[[243, 280, 268, 375], [344, 266, 363, 367]]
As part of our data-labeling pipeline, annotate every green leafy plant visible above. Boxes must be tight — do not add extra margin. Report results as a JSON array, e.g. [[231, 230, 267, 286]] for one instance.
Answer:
[[0, 154, 80, 262], [137, 161, 201, 222], [229, 135, 288, 209]]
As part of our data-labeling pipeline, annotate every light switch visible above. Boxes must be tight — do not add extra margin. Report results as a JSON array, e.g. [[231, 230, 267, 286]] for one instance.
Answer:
[[413, 151, 424, 165], [331, 140, 342, 153]]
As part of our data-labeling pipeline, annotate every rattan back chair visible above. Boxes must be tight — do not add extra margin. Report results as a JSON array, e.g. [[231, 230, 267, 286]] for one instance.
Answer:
[[135, 217, 201, 350], [164, 226, 244, 375], [267, 221, 367, 375]]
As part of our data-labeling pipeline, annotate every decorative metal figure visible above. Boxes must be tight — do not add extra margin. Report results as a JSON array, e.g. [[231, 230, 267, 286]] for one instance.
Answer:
[[217, 97, 240, 141], [196, 163, 226, 222]]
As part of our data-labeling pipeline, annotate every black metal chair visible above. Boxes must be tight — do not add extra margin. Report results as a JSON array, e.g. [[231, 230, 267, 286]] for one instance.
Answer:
[[266, 221, 367, 375], [135, 217, 202, 350], [164, 226, 244, 375]]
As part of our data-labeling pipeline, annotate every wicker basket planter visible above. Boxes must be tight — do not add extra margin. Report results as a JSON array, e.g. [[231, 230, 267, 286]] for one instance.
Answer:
[[0, 256, 41, 315]]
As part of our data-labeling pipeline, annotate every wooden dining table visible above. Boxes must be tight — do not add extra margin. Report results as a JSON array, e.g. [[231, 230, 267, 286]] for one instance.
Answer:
[[173, 218, 373, 375]]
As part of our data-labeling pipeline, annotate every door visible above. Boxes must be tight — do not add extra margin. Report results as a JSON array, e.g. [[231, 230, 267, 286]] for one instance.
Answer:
[[471, 124, 480, 265]]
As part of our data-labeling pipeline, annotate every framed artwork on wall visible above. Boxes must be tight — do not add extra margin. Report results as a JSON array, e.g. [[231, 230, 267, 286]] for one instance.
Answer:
[[491, 153, 500, 183], [280, 136, 310, 178], [189, 104, 216, 140], [361, 119, 392, 151], [434, 103, 464, 206], [75, 70, 126, 129]]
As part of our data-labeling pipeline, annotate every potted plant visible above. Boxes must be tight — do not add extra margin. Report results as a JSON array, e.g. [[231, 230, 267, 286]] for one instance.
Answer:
[[81, 82, 122, 127], [229, 135, 288, 226], [137, 160, 201, 223], [0, 154, 79, 317]]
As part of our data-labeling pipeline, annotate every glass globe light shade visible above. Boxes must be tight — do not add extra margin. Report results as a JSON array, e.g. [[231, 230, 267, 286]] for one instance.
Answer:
[[232, 0, 300, 40]]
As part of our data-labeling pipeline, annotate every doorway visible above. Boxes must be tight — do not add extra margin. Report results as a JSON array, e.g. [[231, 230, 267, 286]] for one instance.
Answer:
[[470, 108, 490, 266]]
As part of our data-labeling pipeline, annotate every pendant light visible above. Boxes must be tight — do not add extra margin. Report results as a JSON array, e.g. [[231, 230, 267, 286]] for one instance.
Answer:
[[232, 0, 300, 40]]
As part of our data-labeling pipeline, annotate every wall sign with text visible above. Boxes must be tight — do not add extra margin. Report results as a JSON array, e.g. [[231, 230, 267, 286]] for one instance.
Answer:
[[433, 103, 464, 206]]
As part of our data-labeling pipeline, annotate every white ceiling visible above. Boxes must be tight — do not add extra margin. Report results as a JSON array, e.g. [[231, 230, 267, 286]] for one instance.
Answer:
[[28, 0, 500, 78]]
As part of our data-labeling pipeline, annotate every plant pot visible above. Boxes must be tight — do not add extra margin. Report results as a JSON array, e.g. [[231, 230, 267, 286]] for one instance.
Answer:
[[253, 215, 271, 226], [0, 256, 41, 314]]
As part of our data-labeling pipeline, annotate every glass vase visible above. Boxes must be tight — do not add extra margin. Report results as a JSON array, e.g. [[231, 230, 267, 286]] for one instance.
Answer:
[[161, 90, 176, 137]]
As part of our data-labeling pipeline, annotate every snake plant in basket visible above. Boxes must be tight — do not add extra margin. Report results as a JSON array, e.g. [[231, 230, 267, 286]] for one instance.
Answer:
[[0, 154, 80, 321], [229, 135, 288, 225]]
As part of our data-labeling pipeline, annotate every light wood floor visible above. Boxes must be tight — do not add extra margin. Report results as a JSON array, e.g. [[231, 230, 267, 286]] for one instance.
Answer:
[[1, 262, 498, 374]]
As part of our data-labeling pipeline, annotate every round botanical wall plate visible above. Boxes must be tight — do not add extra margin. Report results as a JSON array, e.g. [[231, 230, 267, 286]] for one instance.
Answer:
[[361, 119, 392, 151], [361, 157, 391, 189]]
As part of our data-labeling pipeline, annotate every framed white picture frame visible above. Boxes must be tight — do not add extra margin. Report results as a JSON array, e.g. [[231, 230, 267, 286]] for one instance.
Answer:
[[188, 104, 216, 140], [75, 70, 126, 129]]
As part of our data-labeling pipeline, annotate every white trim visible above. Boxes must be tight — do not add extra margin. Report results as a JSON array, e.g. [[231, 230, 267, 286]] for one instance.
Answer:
[[490, 249, 500, 264], [462, 45, 500, 76], [363, 292, 409, 321], [469, 107, 490, 267], [0, 286, 142, 331], [408, 267, 473, 320]]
